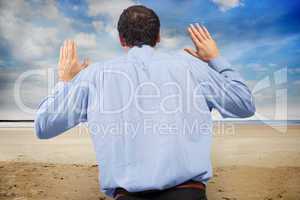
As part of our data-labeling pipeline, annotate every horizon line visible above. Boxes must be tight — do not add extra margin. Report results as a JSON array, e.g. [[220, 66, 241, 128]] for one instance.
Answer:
[[1, 120, 300, 122]]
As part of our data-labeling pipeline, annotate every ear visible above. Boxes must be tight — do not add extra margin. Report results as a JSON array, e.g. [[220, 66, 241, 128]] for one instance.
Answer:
[[119, 35, 127, 47], [156, 33, 161, 44]]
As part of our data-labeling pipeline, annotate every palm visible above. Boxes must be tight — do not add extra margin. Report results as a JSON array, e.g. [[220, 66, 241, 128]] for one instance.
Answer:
[[184, 24, 219, 62], [58, 40, 90, 81]]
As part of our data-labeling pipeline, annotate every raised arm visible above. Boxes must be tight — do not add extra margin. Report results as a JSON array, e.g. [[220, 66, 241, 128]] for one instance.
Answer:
[[35, 40, 91, 139], [185, 24, 255, 118]]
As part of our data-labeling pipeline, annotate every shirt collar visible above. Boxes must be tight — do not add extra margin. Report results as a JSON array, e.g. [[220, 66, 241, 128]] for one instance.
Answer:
[[127, 45, 155, 62]]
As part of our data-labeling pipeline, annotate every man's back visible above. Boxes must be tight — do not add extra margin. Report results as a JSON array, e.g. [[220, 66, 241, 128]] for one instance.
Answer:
[[87, 45, 213, 196], [35, 45, 255, 197]]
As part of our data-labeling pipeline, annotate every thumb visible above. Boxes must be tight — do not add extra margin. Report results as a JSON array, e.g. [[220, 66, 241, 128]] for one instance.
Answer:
[[184, 48, 198, 58], [80, 58, 91, 69]]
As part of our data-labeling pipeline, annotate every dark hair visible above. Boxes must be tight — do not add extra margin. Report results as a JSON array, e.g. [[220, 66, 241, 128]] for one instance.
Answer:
[[117, 5, 160, 47]]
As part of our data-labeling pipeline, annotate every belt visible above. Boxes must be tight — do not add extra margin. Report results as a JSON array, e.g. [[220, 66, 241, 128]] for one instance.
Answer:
[[114, 180, 206, 199]]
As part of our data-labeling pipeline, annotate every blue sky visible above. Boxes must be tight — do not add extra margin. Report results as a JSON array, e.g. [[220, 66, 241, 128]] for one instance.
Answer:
[[0, 0, 299, 120]]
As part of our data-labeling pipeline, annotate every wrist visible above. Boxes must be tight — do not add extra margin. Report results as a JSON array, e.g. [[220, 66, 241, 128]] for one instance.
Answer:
[[59, 72, 74, 82], [208, 56, 231, 72], [59, 77, 72, 82], [205, 51, 220, 63], [59, 78, 71, 82]]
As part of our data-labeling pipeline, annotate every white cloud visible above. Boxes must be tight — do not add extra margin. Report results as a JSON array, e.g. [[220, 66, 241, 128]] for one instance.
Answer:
[[288, 67, 300, 74], [74, 33, 97, 49], [0, 68, 49, 120], [92, 20, 105, 32], [38, 1, 61, 20], [73, 5, 79, 11], [87, 0, 137, 43], [293, 80, 300, 85], [0, 0, 73, 63], [88, 0, 186, 55], [105, 24, 120, 39], [92, 20, 119, 39], [221, 34, 300, 62], [211, 0, 242, 12], [0, 18, 59, 61], [246, 63, 269, 73], [160, 34, 180, 49], [1, 0, 298, 121], [87, 0, 136, 21], [158, 28, 187, 50], [20, 27, 59, 60]]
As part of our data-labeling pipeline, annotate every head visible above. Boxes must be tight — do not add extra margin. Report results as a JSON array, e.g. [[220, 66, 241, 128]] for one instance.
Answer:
[[117, 5, 160, 48]]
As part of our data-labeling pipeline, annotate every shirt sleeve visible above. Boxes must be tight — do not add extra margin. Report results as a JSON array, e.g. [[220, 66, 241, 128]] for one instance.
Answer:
[[34, 70, 90, 139], [189, 56, 256, 118]]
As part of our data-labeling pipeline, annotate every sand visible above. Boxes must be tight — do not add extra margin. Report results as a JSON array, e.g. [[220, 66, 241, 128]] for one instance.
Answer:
[[0, 124, 300, 200]]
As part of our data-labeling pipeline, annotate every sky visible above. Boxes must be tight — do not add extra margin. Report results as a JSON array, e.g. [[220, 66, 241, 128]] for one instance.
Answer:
[[0, 0, 299, 120]]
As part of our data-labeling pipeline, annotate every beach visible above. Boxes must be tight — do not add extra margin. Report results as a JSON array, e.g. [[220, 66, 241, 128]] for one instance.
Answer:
[[0, 123, 300, 200]]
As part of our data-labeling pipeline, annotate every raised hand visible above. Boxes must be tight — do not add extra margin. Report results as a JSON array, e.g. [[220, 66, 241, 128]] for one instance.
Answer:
[[184, 23, 219, 62], [58, 40, 91, 81]]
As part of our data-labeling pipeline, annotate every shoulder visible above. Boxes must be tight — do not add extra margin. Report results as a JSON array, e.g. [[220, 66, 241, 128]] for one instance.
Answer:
[[102, 55, 128, 68], [172, 51, 212, 82], [81, 55, 128, 74], [156, 50, 209, 73]]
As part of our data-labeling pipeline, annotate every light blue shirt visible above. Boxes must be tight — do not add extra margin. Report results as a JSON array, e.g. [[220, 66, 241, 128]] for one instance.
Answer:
[[35, 45, 255, 197]]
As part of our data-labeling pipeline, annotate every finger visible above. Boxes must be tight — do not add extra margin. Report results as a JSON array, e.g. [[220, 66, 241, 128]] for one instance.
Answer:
[[67, 40, 72, 60], [63, 40, 68, 60], [81, 58, 91, 69], [196, 23, 208, 40], [190, 24, 205, 43], [202, 26, 212, 40], [59, 47, 63, 65], [187, 27, 202, 48], [72, 40, 78, 60], [184, 48, 198, 58], [69, 40, 74, 59], [85, 58, 91, 65], [80, 62, 88, 69]]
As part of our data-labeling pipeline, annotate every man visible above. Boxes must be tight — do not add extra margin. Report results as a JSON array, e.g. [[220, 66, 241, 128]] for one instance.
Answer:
[[35, 5, 255, 200]]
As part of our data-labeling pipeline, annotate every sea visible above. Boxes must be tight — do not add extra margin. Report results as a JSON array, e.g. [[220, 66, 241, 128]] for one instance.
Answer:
[[0, 120, 300, 128]]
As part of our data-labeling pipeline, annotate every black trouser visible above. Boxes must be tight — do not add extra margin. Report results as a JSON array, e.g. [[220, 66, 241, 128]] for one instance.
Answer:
[[116, 187, 207, 200]]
